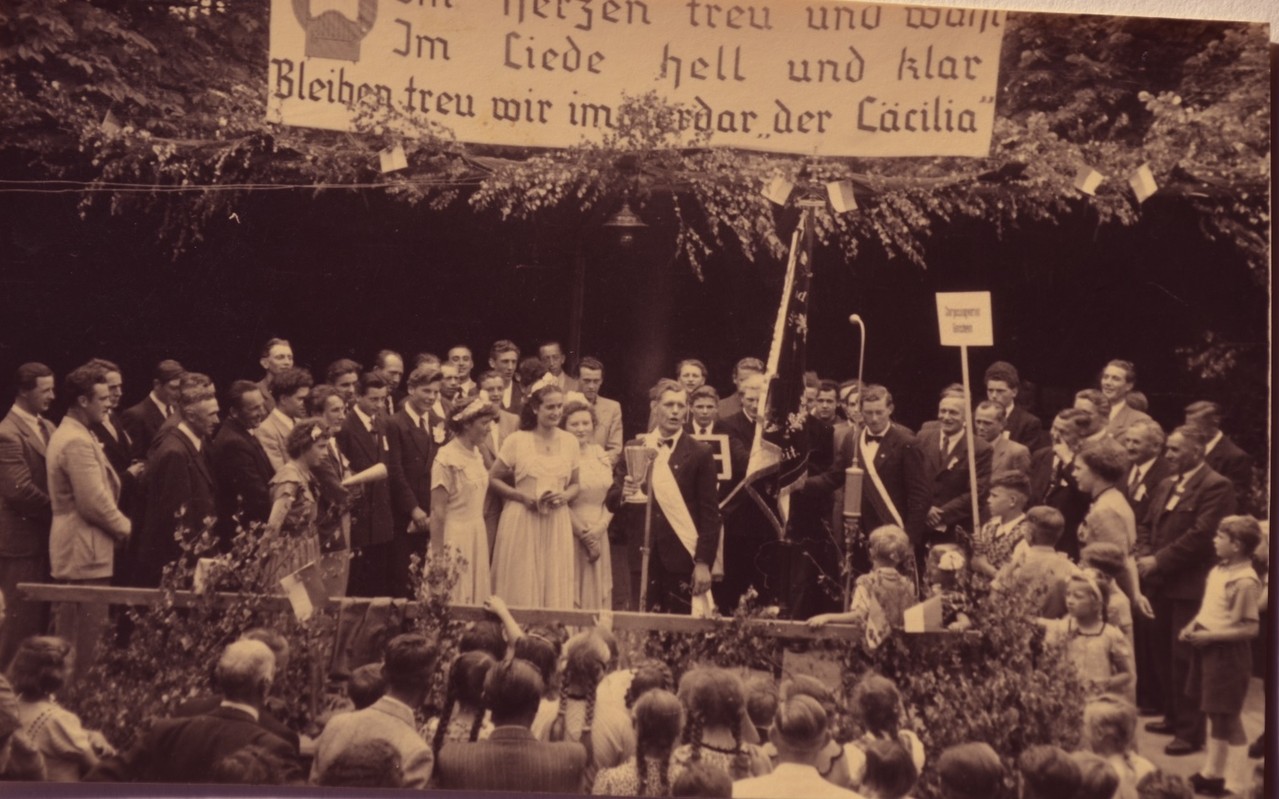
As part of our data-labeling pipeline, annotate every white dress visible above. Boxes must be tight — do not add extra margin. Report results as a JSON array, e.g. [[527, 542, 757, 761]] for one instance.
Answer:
[[490, 429, 579, 609], [572, 443, 614, 610], [431, 439, 491, 604]]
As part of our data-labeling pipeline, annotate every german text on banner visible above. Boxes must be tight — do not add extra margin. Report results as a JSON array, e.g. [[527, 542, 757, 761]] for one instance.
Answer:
[[268, 1, 1006, 157]]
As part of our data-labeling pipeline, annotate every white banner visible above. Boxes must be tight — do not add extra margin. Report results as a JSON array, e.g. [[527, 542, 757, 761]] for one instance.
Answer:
[[268, 0, 1005, 157]]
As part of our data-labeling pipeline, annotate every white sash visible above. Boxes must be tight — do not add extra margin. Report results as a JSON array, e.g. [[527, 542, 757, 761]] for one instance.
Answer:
[[644, 432, 700, 558], [862, 429, 904, 528], [644, 432, 716, 616]]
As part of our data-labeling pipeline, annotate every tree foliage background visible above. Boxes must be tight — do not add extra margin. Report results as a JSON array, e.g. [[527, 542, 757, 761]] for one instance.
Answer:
[[1, 0, 1267, 272], [0, 1, 1270, 476]]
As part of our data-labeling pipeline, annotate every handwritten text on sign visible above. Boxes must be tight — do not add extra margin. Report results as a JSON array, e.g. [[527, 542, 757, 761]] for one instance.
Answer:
[[935, 291, 993, 346], [268, 1, 1005, 157]]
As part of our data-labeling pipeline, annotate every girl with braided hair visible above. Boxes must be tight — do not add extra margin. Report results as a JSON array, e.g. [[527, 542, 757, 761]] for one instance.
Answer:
[[540, 632, 611, 791], [669, 668, 771, 784], [592, 689, 683, 796], [423, 651, 496, 757], [845, 673, 926, 790]]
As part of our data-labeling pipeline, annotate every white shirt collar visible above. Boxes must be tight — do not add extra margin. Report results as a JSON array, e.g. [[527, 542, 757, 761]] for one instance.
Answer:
[[1135, 456, 1157, 480], [380, 694, 415, 719], [177, 421, 202, 452], [647, 427, 683, 447], [1179, 461, 1206, 483], [149, 391, 170, 417], [9, 404, 43, 433], [219, 700, 259, 721], [405, 403, 426, 428], [353, 405, 375, 433], [996, 513, 1027, 537], [269, 407, 295, 430], [1205, 430, 1223, 454]]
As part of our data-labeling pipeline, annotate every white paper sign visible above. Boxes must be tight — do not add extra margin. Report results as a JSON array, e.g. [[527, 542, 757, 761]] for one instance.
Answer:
[[935, 291, 993, 347]]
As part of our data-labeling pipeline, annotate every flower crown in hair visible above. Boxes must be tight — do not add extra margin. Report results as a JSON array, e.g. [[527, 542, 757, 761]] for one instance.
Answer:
[[309, 425, 324, 442], [452, 397, 490, 423], [564, 391, 589, 407], [527, 372, 556, 394]]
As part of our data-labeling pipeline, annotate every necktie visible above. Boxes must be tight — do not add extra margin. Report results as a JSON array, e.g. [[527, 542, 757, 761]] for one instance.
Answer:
[[36, 418, 50, 445], [699, 426, 709, 436], [658, 438, 674, 448], [1128, 466, 1140, 493], [940, 434, 950, 459], [385, 397, 395, 419]]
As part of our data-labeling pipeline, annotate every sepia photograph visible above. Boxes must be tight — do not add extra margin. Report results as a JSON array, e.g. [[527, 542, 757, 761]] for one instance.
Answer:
[[0, 0, 1270, 797]]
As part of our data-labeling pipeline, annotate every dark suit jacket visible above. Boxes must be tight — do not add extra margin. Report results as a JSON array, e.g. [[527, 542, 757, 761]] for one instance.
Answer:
[[606, 434, 721, 571], [91, 414, 141, 544], [385, 408, 442, 530], [685, 419, 749, 498], [434, 726, 586, 794], [716, 410, 755, 464], [824, 422, 929, 543], [1205, 434, 1252, 513], [173, 694, 300, 754], [88, 706, 301, 784], [0, 410, 55, 558], [336, 412, 394, 550], [1028, 447, 1090, 559], [1004, 405, 1047, 451], [915, 426, 992, 534], [120, 396, 167, 462], [1123, 457, 1173, 530], [208, 416, 274, 542], [136, 426, 216, 586], [1136, 464, 1236, 601]]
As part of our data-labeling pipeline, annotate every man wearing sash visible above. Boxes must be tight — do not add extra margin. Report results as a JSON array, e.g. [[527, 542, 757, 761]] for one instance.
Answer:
[[818, 384, 928, 578], [606, 379, 720, 614]]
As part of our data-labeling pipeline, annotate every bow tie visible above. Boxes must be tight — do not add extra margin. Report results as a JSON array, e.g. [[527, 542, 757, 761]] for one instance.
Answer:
[[865, 433, 885, 443], [658, 438, 674, 448]]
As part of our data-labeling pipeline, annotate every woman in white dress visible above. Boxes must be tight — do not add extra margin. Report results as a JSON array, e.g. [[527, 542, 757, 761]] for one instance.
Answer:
[[563, 396, 613, 610], [430, 397, 498, 604], [488, 380, 580, 609]]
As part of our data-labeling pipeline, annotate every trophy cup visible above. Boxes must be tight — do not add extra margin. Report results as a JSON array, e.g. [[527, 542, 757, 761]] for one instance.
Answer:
[[624, 445, 657, 503]]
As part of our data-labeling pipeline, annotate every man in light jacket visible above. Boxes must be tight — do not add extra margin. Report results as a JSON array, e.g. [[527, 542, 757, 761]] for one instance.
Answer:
[[47, 363, 131, 682]]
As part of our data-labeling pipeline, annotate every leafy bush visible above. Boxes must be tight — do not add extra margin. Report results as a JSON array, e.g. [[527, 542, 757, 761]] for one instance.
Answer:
[[64, 521, 1084, 799], [64, 519, 467, 749]]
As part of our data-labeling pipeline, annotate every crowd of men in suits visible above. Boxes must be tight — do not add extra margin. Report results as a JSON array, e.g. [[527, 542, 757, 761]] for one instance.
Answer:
[[0, 341, 1262, 709]]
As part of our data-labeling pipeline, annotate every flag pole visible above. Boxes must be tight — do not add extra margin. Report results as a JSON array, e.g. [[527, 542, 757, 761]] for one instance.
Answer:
[[960, 345, 981, 537]]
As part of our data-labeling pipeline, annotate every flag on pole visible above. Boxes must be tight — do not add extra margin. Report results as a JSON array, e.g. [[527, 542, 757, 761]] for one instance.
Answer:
[[721, 209, 815, 536]]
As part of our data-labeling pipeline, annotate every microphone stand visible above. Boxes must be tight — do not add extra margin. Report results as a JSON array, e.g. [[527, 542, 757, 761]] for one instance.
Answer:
[[842, 314, 866, 611]]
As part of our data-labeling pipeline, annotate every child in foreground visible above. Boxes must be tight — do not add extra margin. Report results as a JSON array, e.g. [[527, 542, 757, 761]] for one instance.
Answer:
[[1182, 515, 1263, 797], [808, 526, 916, 631], [1039, 570, 1135, 702]]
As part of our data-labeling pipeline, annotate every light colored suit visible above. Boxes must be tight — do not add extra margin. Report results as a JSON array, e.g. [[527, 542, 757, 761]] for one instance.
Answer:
[[990, 435, 1031, 477], [311, 695, 433, 788], [47, 414, 132, 681], [591, 396, 623, 461], [733, 762, 865, 798], [0, 407, 56, 669], [256, 408, 295, 472], [1106, 402, 1152, 441], [47, 416, 130, 580]]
